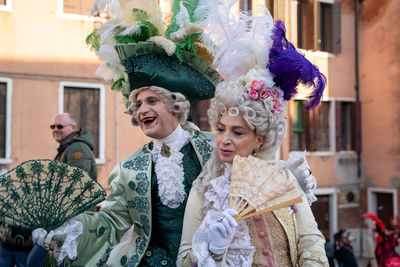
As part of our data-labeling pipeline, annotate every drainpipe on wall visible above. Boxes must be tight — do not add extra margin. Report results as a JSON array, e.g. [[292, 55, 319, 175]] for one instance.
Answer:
[[354, 0, 364, 257]]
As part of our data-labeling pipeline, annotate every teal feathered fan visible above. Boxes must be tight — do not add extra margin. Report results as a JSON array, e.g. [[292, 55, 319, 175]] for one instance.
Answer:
[[0, 159, 106, 231]]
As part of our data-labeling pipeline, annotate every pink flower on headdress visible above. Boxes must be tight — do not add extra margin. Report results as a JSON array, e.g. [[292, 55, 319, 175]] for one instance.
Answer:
[[271, 88, 281, 99], [273, 98, 283, 113], [248, 89, 259, 99], [259, 89, 272, 100], [250, 80, 265, 91]]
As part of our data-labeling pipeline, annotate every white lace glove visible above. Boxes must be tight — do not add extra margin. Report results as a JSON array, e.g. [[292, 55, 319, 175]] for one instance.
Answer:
[[276, 152, 317, 205], [32, 220, 83, 264], [32, 228, 55, 248], [208, 209, 238, 255]]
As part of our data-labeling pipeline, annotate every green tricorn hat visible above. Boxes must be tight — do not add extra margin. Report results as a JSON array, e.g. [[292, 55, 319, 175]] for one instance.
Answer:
[[116, 41, 221, 103], [86, 0, 223, 105]]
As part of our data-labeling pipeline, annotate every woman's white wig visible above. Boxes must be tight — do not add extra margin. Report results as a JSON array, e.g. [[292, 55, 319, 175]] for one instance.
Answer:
[[193, 79, 287, 194], [208, 79, 286, 159]]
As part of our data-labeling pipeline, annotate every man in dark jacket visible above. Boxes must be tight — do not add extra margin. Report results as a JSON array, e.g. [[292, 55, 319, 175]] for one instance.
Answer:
[[334, 229, 359, 267], [25, 113, 99, 267], [51, 113, 97, 180]]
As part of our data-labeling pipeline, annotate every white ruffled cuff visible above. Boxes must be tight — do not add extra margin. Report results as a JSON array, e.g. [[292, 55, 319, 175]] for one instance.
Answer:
[[53, 220, 83, 264]]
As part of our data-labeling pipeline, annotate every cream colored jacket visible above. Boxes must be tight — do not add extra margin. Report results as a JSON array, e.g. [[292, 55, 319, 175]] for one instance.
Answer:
[[178, 169, 328, 267]]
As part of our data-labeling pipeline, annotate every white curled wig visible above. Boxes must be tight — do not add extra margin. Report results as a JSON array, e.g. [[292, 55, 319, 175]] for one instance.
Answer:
[[127, 86, 200, 132], [194, 79, 286, 194]]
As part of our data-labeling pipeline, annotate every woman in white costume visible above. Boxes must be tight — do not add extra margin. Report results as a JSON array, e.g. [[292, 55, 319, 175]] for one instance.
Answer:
[[177, 1, 328, 266]]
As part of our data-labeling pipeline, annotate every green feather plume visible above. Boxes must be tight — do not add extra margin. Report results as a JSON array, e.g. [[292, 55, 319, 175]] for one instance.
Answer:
[[166, 0, 200, 38], [114, 24, 151, 44], [132, 8, 159, 36], [86, 29, 101, 52], [111, 77, 124, 91], [175, 32, 201, 61]]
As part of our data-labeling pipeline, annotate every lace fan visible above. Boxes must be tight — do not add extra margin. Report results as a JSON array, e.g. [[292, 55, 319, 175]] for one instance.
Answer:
[[0, 159, 106, 231], [229, 155, 302, 221]]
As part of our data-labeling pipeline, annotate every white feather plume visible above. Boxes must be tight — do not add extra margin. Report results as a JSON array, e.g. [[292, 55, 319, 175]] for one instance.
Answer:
[[95, 45, 122, 81], [195, 0, 274, 80], [175, 2, 192, 29], [89, 0, 121, 17], [97, 18, 121, 46], [119, 25, 142, 36]]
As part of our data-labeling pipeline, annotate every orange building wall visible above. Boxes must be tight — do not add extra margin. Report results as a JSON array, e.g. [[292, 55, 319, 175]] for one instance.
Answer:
[[359, 0, 400, 187], [327, 0, 356, 98], [0, 0, 154, 189]]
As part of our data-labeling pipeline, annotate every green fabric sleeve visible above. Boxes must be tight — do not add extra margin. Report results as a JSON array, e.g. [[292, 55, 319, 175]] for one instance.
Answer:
[[66, 163, 134, 266], [63, 143, 93, 173]]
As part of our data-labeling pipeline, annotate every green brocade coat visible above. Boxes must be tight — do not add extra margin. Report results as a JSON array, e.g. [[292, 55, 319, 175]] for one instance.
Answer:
[[63, 130, 215, 267]]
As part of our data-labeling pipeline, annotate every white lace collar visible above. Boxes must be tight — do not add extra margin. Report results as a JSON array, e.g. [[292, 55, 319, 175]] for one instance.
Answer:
[[203, 167, 232, 212], [153, 124, 184, 150], [152, 125, 190, 208]]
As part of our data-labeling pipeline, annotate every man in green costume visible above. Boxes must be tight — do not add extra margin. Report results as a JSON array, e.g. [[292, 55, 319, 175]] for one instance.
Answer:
[[31, 1, 317, 266], [34, 66, 218, 267]]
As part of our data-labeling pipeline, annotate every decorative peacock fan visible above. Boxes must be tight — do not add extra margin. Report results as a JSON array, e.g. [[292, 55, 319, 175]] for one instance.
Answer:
[[0, 159, 106, 231], [229, 155, 303, 221]]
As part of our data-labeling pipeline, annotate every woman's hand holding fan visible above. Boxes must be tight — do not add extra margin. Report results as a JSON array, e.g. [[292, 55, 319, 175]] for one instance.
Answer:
[[229, 155, 303, 221]]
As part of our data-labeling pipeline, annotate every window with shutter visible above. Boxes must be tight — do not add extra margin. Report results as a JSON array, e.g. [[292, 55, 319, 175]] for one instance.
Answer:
[[292, 100, 306, 150], [63, 0, 92, 15], [265, 0, 274, 17], [312, 101, 330, 151], [335, 101, 358, 152], [63, 86, 100, 158], [291, 100, 331, 151], [297, 0, 341, 53], [335, 101, 341, 151], [340, 102, 352, 150], [297, 0, 315, 50], [350, 101, 361, 152], [320, 2, 341, 53], [0, 82, 6, 158]]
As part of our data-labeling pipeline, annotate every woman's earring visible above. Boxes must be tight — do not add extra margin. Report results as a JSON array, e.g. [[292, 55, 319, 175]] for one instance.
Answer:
[[253, 148, 259, 157]]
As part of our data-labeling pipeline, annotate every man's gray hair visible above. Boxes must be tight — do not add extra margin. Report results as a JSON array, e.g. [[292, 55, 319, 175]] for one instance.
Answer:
[[127, 86, 199, 131]]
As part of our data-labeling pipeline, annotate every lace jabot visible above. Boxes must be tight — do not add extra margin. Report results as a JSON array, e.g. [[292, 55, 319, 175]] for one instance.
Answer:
[[152, 125, 190, 208], [192, 167, 256, 266]]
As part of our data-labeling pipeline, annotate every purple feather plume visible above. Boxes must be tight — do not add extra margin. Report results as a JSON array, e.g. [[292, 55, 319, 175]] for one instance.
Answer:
[[268, 20, 327, 110]]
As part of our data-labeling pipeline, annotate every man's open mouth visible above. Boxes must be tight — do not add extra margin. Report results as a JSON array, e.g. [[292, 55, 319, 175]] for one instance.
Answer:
[[142, 117, 156, 126]]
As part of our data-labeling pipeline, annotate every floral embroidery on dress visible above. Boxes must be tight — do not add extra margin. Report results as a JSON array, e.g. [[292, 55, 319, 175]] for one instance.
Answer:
[[129, 254, 139, 265], [135, 236, 147, 254], [123, 155, 150, 171], [193, 138, 215, 165], [274, 208, 298, 262], [264, 212, 292, 266], [135, 173, 149, 196], [129, 196, 149, 213]]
